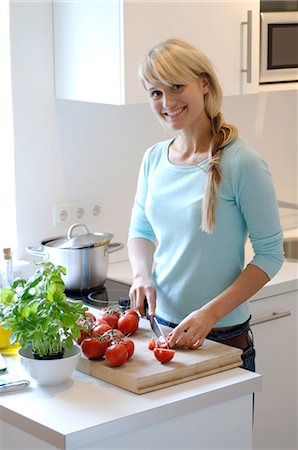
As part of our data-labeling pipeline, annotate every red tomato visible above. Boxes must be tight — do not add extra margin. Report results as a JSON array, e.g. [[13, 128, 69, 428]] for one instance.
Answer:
[[148, 337, 156, 351], [105, 343, 128, 367], [122, 338, 135, 359], [153, 348, 175, 364], [98, 308, 120, 328], [124, 309, 139, 321], [101, 329, 125, 345], [81, 337, 109, 360], [111, 329, 125, 339], [95, 318, 110, 326], [156, 336, 169, 349], [85, 311, 96, 322], [75, 330, 89, 345], [91, 322, 112, 337], [117, 313, 139, 335], [75, 312, 96, 344]]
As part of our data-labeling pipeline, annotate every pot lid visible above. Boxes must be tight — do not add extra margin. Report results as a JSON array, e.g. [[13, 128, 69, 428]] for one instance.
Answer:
[[45, 224, 113, 249]]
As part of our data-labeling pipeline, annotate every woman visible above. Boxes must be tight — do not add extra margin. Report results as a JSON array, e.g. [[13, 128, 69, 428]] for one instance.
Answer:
[[128, 39, 283, 371]]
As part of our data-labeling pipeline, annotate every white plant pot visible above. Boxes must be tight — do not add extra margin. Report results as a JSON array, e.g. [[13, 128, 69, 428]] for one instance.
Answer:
[[18, 344, 81, 386]]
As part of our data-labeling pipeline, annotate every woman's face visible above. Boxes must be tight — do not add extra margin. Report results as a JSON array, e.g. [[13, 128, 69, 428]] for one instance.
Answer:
[[145, 76, 209, 131]]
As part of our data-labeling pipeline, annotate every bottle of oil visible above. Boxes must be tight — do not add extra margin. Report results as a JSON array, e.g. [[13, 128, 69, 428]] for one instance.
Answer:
[[0, 247, 18, 354], [2, 248, 13, 288]]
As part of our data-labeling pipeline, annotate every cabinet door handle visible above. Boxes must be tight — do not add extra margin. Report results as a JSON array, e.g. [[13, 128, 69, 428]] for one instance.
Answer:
[[251, 310, 291, 326], [241, 10, 252, 83]]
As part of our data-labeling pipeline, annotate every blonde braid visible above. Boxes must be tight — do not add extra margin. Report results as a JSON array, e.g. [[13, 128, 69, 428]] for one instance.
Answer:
[[201, 112, 238, 233]]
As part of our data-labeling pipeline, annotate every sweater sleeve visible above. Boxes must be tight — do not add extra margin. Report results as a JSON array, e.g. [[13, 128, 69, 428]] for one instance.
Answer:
[[232, 144, 284, 279], [128, 148, 157, 245]]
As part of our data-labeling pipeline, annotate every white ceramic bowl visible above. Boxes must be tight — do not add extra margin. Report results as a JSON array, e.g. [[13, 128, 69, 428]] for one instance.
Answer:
[[18, 344, 81, 386]]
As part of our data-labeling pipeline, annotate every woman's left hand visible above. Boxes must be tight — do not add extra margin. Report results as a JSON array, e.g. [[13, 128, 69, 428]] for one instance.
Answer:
[[167, 308, 218, 349]]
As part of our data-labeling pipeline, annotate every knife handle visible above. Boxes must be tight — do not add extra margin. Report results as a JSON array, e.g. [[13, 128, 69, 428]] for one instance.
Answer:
[[144, 298, 150, 319]]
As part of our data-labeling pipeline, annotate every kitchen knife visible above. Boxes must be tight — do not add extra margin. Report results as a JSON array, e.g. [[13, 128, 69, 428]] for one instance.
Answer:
[[144, 299, 167, 344]]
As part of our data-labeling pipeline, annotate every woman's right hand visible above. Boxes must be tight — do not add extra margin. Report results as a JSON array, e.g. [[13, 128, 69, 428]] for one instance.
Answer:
[[129, 278, 156, 317]]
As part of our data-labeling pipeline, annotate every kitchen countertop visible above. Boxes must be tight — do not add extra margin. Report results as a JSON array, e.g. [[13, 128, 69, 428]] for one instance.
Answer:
[[0, 355, 261, 449]]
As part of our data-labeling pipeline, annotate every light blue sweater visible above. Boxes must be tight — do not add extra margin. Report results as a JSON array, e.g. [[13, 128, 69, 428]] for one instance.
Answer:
[[128, 137, 284, 327]]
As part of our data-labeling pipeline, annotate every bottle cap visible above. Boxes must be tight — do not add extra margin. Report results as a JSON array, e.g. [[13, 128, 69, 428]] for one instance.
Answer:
[[3, 248, 12, 260]]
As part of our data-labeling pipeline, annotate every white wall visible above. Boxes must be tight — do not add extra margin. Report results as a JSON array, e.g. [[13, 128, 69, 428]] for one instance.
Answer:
[[10, 1, 297, 261]]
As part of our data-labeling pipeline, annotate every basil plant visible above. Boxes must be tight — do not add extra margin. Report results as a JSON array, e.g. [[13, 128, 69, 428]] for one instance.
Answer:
[[0, 262, 87, 358]]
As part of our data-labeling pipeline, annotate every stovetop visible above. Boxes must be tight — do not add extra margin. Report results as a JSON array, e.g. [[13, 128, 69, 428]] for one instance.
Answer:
[[66, 279, 131, 311]]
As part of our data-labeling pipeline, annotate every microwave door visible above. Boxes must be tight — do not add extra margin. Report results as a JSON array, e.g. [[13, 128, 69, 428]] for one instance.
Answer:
[[260, 11, 298, 83]]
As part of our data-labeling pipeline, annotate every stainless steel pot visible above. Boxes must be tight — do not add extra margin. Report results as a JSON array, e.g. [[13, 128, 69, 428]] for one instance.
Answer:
[[26, 223, 124, 291]]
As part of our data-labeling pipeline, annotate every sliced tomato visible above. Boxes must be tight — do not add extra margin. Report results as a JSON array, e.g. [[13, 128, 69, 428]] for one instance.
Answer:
[[153, 348, 175, 364], [156, 336, 170, 349], [81, 337, 109, 360], [148, 337, 156, 350], [105, 343, 128, 367]]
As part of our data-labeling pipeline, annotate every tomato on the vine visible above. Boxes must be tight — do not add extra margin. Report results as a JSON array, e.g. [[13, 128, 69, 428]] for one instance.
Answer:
[[121, 338, 135, 359], [85, 311, 96, 322], [111, 329, 125, 339], [91, 322, 112, 337], [117, 313, 139, 335], [75, 312, 96, 344], [81, 337, 109, 360], [101, 329, 125, 345], [105, 343, 128, 367], [97, 307, 121, 328], [153, 348, 175, 364], [124, 309, 139, 321]]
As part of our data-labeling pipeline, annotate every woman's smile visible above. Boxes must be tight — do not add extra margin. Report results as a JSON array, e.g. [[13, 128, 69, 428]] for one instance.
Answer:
[[163, 106, 186, 118]]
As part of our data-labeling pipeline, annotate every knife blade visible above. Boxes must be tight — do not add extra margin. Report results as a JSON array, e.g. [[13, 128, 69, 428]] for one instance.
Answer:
[[144, 299, 167, 343]]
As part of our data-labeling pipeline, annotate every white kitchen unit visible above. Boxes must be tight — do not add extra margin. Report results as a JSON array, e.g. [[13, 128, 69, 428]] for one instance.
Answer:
[[53, 0, 260, 105], [250, 290, 297, 449], [0, 356, 260, 450]]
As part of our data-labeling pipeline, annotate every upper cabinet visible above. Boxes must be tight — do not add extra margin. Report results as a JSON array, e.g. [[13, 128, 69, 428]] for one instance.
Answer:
[[53, 1, 260, 105]]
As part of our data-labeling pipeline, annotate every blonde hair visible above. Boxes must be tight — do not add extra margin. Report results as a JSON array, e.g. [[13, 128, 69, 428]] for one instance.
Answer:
[[139, 38, 238, 233]]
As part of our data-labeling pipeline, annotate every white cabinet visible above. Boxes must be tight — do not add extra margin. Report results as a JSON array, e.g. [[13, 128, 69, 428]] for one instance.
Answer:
[[250, 290, 297, 449], [53, 1, 260, 105]]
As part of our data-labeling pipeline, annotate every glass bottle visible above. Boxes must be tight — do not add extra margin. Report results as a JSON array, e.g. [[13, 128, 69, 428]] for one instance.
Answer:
[[2, 247, 13, 288], [0, 248, 19, 354]]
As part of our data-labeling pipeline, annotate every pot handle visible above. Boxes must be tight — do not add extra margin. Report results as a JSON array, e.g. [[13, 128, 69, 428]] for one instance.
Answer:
[[107, 242, 124, 254], [67, 223, 90, 239], [26, 246, 49, 259]]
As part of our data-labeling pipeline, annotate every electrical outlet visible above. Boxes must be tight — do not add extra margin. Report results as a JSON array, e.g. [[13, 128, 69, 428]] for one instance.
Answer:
[[71, 203, 87, 222], [88, 201, 101, 219], [53, 205, 71, 226]]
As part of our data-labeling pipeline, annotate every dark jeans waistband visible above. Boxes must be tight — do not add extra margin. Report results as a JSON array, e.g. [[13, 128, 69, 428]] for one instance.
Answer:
[[156, 315, 251, 340]]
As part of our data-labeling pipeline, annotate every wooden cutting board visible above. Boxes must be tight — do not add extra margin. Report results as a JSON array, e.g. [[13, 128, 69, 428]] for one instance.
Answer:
[[77, 318, 243, 394]]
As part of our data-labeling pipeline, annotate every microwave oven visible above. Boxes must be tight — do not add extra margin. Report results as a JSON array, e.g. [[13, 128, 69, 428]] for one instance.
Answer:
[[260, 11, 298, 83]]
